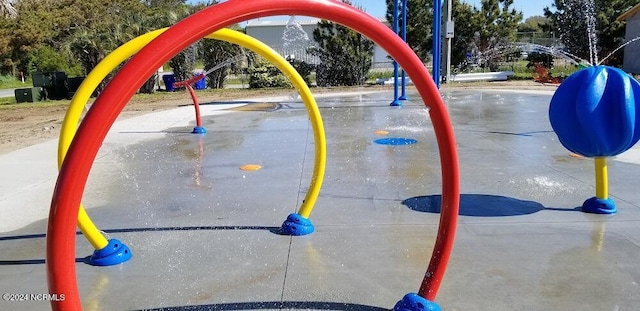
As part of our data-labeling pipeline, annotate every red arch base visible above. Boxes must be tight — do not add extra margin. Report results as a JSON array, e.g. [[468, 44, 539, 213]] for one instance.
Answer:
[[46, 1, 460, 309]]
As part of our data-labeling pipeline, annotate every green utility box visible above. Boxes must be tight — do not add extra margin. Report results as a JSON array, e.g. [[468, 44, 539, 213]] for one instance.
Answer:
[[14, 87, 44, 103], [32, 72, 52, 88], [32, 71, 69, 100]]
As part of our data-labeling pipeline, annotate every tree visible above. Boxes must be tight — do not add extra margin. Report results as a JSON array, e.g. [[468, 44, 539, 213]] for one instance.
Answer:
[[381, 0, 522, 71], [516, 16, 555, 47], [518, 16, 549, 33], [5, 1, 152, 74], [544, 0, 639, 66], [166, 3, 201, 86], [6, 0, 79, 75], [449, 0, 522, 71], [169, 44, 197, 84], [385, 0, 433, 62], [0, 0, 188, 88], [287, 56, 315, 85], [28, 45, 83, 76], [469, 0, 522, 70], [247, 58, 290, 89], [544, 0, 594, 64], [309, 18, 374, 86], [450, 0, 479, 68], [0, 0, 16, 18], [200, 37, 242, 89], [309, 1, 374, 86], [143, 0, 187, 6]]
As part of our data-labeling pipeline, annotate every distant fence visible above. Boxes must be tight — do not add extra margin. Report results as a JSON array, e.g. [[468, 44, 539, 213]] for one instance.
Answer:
[[516, 32, 561, 48]]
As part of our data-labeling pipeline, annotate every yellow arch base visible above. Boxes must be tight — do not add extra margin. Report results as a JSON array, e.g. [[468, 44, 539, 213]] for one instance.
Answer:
[[59, 28, 327, 250]]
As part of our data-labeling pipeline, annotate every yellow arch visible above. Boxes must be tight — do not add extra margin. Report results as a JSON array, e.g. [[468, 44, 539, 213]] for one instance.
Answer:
[[59, 28, 326, 250]]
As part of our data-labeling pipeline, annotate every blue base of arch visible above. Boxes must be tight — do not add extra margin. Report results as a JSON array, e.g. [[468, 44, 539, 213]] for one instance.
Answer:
[[88, 239, 132, 266], [192, 126, 207, 134], [390, 99, 403, 106], [393, 293, 441, 311], [582, 197, 617, 214], [399, 95, 408, 100], [280, 213, 314, 236]]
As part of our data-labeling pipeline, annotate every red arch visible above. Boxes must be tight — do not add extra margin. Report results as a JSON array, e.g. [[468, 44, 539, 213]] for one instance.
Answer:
[[47, 1, 460, 309]]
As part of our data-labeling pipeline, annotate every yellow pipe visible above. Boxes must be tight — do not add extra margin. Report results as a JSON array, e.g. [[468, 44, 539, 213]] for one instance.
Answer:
[[76, 208, 106, 249], [594, 157, 608, 199], [210, 30, 326, 218], [60, 28, 326, 250], [60, 30, 166, 250], [58, 28, 166, 164]]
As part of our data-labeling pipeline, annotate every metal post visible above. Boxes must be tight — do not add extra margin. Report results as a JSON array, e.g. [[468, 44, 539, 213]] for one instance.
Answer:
[[399, 0, 409, 100], [432, 0, 442, 88], [446, 0, 453, 83], [391, 0, 402, 106]]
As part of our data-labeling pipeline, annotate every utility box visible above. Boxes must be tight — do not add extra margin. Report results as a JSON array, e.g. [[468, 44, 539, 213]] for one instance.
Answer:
[[67, 76, 85, 98], [445, 21, 455, 38], [48, 71, 69, 100], [31, 71, 69, 99], [15, 87, 44, 103], [32, 72, 52, 88]]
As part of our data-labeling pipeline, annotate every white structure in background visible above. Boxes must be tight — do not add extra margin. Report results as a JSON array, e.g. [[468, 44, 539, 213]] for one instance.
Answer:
[[281, 16, 313, 61], [375, 71, 515, 85], [618, 3, 640, 74], [245, 17, 393, 68]]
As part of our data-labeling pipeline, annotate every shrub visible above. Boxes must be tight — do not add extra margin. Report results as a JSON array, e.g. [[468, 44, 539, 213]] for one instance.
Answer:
[[27, 45, 83, 77], [286, 56, 314, 85], [248, 59, 290, 89]]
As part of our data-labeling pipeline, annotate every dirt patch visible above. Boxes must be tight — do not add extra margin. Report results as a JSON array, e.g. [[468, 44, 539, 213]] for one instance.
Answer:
[[228, 102, 281, 112], [0, 81, 554, 155], [0, 87, 318, 155]]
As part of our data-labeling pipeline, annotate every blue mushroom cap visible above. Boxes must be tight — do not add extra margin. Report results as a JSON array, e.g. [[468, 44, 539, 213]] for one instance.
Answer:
[[549, 66, 640, 157]]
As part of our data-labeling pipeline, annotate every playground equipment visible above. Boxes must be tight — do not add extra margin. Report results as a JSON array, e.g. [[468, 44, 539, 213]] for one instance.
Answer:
[[48, 1, 460, 310], [390, 0, 408, 106], [391, 0, 444, 106], [173, 54, 246, 134], [57, 28, 327, 265], [173, 75, 208, 134], [549, 65, 640, 214]]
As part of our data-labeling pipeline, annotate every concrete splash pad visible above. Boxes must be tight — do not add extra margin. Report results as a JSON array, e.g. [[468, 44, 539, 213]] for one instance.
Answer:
[[1, 89, 639, 310]]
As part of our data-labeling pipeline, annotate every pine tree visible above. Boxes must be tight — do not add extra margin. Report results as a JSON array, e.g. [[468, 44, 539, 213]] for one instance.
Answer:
[[0, 0, 16, 18], [309, 18, 374, 86], [469, 0, 523, 70], [544, 0, 639, 66]]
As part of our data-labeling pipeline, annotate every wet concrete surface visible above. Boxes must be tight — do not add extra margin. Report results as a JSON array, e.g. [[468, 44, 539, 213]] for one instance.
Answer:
[[1, 89, 639, 310]]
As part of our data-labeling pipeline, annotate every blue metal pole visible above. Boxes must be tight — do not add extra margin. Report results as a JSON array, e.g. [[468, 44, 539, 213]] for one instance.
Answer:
[[391, 0, 402, 106], [432, 0, 441, 88], [399, 0, 409, 100]]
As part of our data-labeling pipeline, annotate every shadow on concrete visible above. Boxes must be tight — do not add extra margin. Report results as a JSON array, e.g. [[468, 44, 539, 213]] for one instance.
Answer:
[[488, 130, 554, 137], [0, 226, 281, 265], [116, 130, 194, 134], [0, 257, 89, 265], [179, 100, 262, 107], [0, 226, 281, 243], [138, 301, 389, 311], [403, 194, 580, 217], [103, 225, 281, 234]]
